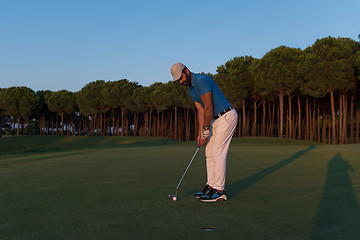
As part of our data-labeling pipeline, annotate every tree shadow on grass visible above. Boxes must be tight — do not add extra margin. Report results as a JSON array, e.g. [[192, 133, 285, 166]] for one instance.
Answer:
[[310, 153, 360, 240], [226, 144, 316, 198]]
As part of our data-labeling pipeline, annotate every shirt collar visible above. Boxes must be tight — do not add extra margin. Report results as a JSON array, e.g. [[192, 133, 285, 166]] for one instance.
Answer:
[[190, 73, 196, 87]]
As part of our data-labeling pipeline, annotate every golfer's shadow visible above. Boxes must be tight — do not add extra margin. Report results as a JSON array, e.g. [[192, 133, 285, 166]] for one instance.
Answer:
[[310, 153, 360, 240], [227, 144, 316, 198]]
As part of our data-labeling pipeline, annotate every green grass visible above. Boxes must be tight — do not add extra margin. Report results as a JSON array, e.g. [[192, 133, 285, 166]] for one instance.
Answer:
[[1, 136, 360, 239]]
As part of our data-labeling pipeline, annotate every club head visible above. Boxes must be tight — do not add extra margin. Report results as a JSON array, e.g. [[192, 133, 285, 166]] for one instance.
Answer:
[[168, 194, 178, 201]]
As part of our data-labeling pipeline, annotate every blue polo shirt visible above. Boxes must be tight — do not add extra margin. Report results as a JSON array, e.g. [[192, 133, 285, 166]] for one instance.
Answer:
[[189, 73, 232, 117]]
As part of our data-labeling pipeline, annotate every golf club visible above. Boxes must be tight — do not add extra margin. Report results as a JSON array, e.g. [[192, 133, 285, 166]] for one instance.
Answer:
[[168, 146, 200, 202]]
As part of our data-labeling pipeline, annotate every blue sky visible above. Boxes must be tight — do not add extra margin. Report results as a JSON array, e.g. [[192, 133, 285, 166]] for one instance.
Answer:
[[1, 0, 359, 92]]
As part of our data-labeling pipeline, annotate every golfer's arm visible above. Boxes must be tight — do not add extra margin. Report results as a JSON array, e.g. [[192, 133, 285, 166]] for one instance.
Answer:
[[200, 92, 213, 128], [194, 101, 205, 135]]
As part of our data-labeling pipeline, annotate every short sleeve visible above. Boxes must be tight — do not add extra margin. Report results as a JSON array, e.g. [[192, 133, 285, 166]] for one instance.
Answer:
[[196, 76, 212, 96]]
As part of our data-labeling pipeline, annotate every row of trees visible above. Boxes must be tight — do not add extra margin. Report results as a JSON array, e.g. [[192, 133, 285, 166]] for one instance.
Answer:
[[0, 80, 195, 140], [1, 36, 360, 144]]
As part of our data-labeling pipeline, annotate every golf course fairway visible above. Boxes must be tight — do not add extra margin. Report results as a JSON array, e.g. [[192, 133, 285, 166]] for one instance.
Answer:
[[1, 136, 359, 239]]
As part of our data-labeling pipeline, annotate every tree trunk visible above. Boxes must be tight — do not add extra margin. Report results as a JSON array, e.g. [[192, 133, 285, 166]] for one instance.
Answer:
[[84, 116, 88, 136], [169, 111, 173, 138], [96, 113, 100, 136], [317, 103, 321, 143], [133, 112, 138, 136], [160, 112, 163, 137], [79, 116, 82, 136], [70, 119, 73, 136], [55, 118, 58, 136], [16, 117, 20, 136], [107, 114, 110, 136], [157, 112, 160, 137], [149, 109, 153, 137], [279, 89, 284, 138], [322, 117, 326, 144], [112, 108, 115, 136], [305, 97, 309, 141], [297, 95, 301, 140], [121, 107, 124, 136], [350, 95, 355, 144], [39, 116, 42, 135], [328, 116, 331, 144], [356, 102, 360, 143], [60, 112, 63, 136], [343, 93, 348, 144], [339, 94, 343, 144], [288, 95, 292, 139], [185, 109, 190, 141], [271, 102, 276, 137], [38, 116, 42, 135], [44, 116, 47, 135], [251, 99, 258, 136], [146, 110, 150, 137], [311, 100, 316, 141], [126, 110, 129, 136], [285, 109, 288, 138], [21, 119, 24, 136], [174, 107, 178, 140], [103, 112, 107, 136], [293, 113, 297, 139], [89, 116, 92, 136], [262, 99, 266, 137], [93, 112, 98, 136], [330, 91, 336, 144], [100, 112, 103, 136], [42, 115, 45, 135], [162, 112, 166, 137], [104, 113, 107, 136], [116, 112, 120, 136], [246, 111, 250, 136], [51, 118, 54, 135], [66, 120, 69, 136], [242, 99, 246, 136]]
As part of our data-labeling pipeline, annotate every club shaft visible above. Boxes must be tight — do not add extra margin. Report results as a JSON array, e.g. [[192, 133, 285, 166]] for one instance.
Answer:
[[176, 147, 200, 191]]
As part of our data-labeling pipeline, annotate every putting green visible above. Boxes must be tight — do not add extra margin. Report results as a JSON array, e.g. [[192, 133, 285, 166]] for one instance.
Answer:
[[1, 136, 359, 239]]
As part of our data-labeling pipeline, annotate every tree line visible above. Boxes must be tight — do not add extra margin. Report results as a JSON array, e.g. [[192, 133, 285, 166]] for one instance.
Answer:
[[1, 36, 360, 144]]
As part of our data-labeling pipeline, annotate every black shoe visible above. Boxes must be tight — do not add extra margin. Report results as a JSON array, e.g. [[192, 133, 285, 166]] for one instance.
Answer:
[[200, 188, 227, 202], [194, 185, 210, 198]]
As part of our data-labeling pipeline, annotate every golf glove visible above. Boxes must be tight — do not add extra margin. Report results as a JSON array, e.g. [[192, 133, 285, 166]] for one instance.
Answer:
[[201, 126, 210, 139]]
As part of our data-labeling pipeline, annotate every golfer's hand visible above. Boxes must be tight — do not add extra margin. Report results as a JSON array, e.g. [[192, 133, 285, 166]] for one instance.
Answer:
[[197, 135, 207, 147], [197, 129, 210, 147], [201, 128, 210, 138]]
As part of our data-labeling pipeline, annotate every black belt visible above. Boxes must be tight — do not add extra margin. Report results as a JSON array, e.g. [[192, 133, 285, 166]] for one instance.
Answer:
[[214, 107, 233, 120]]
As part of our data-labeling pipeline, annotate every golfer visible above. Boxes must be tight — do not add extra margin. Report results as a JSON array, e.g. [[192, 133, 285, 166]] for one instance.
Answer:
[[170, 63, 238, 202]]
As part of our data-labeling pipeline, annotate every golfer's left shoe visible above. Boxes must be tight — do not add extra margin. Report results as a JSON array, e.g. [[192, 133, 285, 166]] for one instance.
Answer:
[[194, 185, 210, 198], [199, 188, 227, 202]]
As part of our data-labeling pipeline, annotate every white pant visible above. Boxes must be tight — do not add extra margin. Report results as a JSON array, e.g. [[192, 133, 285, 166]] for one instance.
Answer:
[[205, 109, 238, 191]]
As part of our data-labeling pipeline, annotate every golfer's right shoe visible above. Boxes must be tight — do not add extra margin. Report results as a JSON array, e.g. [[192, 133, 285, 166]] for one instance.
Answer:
[[194, 185, 210, 198], [199, 188, 227, 202]]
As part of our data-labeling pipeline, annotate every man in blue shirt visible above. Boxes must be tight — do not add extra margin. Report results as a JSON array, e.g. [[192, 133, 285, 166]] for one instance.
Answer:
[[170, 63, 238, 202]]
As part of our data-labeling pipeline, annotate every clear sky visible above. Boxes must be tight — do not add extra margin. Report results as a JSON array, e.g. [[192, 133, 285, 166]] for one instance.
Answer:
[[1, 0, 359, 92]]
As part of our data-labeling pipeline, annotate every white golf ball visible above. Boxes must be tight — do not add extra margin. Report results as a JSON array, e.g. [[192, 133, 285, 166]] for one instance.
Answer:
[[172, 196, 177, 201]]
